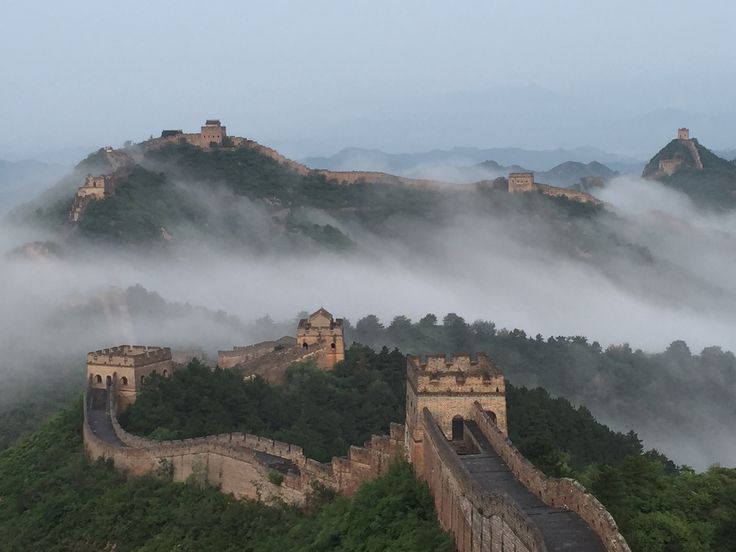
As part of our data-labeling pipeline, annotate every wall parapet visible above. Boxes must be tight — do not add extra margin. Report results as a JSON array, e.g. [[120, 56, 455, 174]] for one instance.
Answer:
[[421, 408, 547, 551], [84, 384, 405, 505], [469, 402, 630, 552]]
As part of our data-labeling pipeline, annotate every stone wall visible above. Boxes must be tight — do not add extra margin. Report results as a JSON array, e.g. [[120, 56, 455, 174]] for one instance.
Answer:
[[237, 346, 324, 384], [658, 158, 683, 176], [420, 408, 547, 552], [535, 183, 601, 205], [469, 402, 631, 552], [83, 386, 405, 506], [217, 337, 296, 369]]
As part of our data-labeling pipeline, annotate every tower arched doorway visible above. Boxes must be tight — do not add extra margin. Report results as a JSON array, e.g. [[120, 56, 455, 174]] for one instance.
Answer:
[[452, 415, 464, 441]]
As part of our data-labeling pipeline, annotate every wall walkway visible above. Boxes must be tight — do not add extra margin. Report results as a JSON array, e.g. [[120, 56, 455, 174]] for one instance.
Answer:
[[83, 385, 404, 505]]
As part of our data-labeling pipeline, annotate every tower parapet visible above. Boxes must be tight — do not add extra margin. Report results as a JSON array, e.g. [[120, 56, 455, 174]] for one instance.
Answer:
[[405, 353, 507, 472], [87, 345, 174, 411], [296, 308, 345, 370], [678, 127, 690, 140]]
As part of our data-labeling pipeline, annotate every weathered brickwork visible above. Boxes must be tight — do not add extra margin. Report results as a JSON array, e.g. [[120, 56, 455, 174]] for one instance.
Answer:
[[469, 402, 630, 551], [83, 382, 404, 506], [217, 337, 296, 369], [86, 345, 174, 411], [405, 353, 507, 472], [296, 308, 345, 370], [217, 308, 344, 379], [421, 408, 545, 552]]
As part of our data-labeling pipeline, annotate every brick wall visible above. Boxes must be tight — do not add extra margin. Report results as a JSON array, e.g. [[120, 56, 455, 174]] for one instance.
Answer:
[[420, 408, 546, 552], [83, 386, 405, 506], [469, 402, 630, 552]]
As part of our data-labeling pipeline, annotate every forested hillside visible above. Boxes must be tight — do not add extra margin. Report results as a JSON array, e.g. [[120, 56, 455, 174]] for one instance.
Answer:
[[13, 142, 602, 252], [0, 402, 452, 552], [344, 312, 736, 468], [1, 343, 735, 550]]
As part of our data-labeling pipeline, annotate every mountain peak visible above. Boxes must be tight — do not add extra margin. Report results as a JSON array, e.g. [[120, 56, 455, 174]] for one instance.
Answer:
[[642, 129, 736, 208]]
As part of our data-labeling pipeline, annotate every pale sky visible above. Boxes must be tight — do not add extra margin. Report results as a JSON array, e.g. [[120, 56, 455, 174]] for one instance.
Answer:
[[1, 0, 735, 161]]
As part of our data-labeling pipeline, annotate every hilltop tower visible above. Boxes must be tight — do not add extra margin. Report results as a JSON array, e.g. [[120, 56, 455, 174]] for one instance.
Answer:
[[678, 127, 690, 140], [86, 345, 174, 411], [200, 119, 227, 146], [296, 308, 345, 370], [405, 353, 506, 471], [508, 172, 535, 192]]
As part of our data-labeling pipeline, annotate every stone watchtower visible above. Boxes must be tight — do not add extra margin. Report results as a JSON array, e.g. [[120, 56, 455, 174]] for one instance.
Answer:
[[508, 172, 535, 193], [296, 308, 345, 370], [87, 345, 174, 411], [678, 128, 690, 140], [405, 353, 507, 472], [200, 119, 227, 146]]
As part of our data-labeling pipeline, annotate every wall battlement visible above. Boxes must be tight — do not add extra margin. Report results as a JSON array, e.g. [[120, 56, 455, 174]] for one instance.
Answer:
[[84, 383, 405, 505], [88, 345, 172, 367], [408, 352, 501, 374], [420, 407, 548, 551], [469, 402, 630, 551]]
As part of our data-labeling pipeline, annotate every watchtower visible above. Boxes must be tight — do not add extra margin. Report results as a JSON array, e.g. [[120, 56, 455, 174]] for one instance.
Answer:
[[200, 119, 227, 146], [405, 353, 507, 470], [678, 128, 690, 140], [86, 345, 174, 411], [508, 172, 535, 193], [296, 308, 345, 370]]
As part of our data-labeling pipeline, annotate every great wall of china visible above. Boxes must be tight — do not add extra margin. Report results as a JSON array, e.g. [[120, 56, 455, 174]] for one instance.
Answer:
[[652, 128, 705, 177], [83, 309, 630, 552], [65, 119, 599, 227]]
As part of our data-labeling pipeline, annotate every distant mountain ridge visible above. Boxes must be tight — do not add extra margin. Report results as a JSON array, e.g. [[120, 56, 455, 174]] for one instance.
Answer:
[[302, 146, 644, 176], [476, 159, 618, 188]]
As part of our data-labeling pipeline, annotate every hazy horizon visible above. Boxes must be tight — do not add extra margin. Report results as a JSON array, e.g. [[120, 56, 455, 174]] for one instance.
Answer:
[[1, 0, 735, 163]]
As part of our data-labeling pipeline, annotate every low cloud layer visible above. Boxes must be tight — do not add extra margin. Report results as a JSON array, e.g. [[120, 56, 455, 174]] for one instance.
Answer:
[[2, 175, 736, 468]]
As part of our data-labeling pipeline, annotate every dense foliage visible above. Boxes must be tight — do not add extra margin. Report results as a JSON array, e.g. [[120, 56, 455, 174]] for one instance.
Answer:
[[0, 402, 452, 552], [2, 337, 736, 550], [587, 458, 736, 551], [346, 312, 736, 469], [506, 385, 643, 474], [121, 346, 406, 462]]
